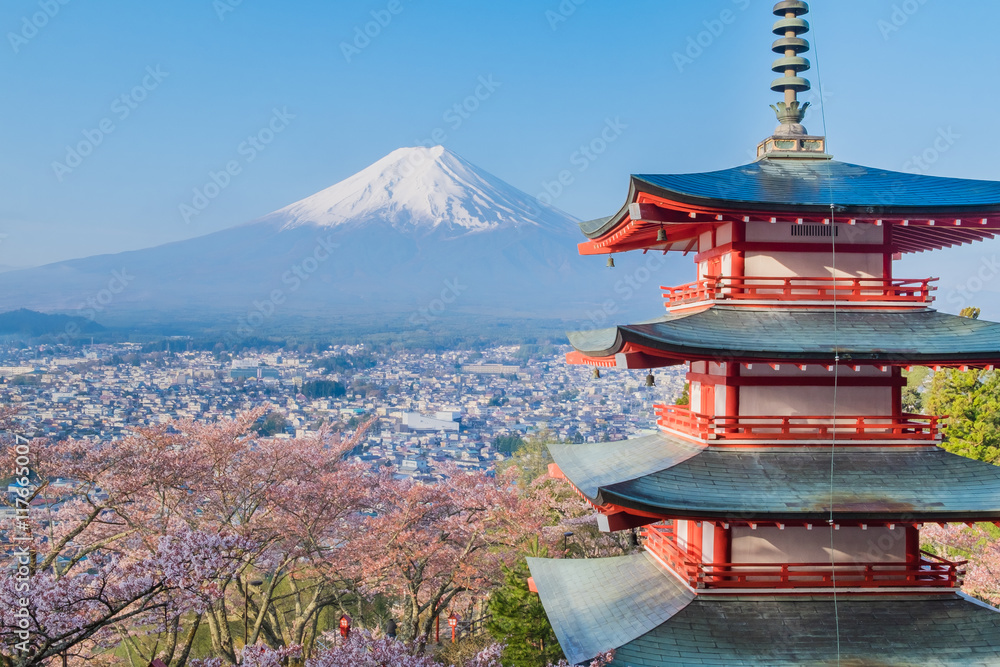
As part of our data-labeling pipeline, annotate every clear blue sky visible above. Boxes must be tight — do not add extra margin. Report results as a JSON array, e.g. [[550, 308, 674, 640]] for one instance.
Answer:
[[2, 0, 1000, 310]]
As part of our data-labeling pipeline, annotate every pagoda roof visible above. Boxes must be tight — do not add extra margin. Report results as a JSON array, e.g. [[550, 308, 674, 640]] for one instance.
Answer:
[[579, 158, 1000, 255], [617, 594, 1000, 666], [528, 553, 1000, 666], [568, 307, 1000, 365], [583, 157, 1000, 237], [549, 436, 1000, 521], [526, 553, 694, 666]]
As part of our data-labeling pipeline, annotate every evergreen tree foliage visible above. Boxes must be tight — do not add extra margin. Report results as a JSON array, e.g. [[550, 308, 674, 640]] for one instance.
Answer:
[[497, 433, 555, 488], [255, 411, 290, 436], [494, 433, 527, 455], [925, 306, 1000, 464], [926, 366, 1000, 464], [487, 537, 564, 667], [901, 366, 930, 414], [301, 379, 347, 398], [675, 382, 690, 406]]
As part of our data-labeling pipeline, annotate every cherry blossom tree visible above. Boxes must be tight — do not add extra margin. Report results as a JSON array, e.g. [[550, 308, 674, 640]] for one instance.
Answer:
[[502, 434, 642, 559], [0, 408, 374, 665], [353, 466, 548, 647], [0, 527, 250, 667], [1, 407, 567, 666], [922, 524, 1000, 605], [302, 631, 613, 667], [159, 414, 376, 661]]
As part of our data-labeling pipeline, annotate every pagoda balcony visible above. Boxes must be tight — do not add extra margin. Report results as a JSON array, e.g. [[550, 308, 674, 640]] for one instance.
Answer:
[[644, 525, 965, 591], [655, 404, 941, 445], [663, 276, 937, 311]]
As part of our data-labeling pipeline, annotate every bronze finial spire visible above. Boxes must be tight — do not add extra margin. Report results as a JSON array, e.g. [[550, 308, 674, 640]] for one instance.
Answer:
[[769, 0, 812, 136], [756, 0, 828, 159]]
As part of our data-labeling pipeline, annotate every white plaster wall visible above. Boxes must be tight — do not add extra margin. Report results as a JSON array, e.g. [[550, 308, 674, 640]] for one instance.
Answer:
[[699, 231, 713, 253], [715, 385, 727, 416], [703, 523, 716, 563], [717, 223, 733, 246], [676, 520, 688, 549], [732, 526, 905, 564], [720, 253, 732, 277], [745, 251, 884, 279], [739, 386, 892, 417], [745, 221, 883, 244]]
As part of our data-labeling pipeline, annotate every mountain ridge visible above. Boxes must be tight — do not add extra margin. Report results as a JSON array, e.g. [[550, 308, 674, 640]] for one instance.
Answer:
[[0, 146, 680, 332], [257, 146, 576, 238]]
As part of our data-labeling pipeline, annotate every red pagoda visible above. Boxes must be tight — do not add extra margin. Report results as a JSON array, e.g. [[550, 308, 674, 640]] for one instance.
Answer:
[[527, 2, 1000, 664]]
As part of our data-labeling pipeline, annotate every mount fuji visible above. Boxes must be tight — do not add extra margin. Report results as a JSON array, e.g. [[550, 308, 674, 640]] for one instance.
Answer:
[[0, 147, 680, 335]]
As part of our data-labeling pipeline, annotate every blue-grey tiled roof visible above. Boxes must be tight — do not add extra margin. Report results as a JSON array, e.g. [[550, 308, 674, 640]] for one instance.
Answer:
[[609, 593, 1000, 666], [529, 553, 1000, 665], [548, 433, 702, 499], [581, 158, 1000, 239], [526, 554, 694, 666], [549, 437, 1000, 521], [567, 307, 1000, 364], [640, 159, 1000, 211]]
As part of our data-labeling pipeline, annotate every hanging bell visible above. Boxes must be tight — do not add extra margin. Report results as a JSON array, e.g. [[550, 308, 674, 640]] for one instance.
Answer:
[[656, 227, 668, 243], [606, 255, 615, 268], [592, 368, 601, 379], [645, 373, 655, 387]]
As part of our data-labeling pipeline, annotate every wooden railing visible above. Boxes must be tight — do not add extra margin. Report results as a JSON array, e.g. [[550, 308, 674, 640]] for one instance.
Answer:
[[663, 276, 937, 309], [655, 404, 940, 443], [644, 525, 965, 590]]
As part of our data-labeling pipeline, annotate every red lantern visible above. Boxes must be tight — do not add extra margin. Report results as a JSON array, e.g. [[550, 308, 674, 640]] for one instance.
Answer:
[[448, 613, 458, 643], [339, 615, 351, 640]]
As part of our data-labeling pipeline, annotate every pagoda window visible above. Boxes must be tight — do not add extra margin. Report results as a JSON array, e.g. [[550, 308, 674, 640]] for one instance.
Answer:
[[740, 385, 893, 419], [739, 364, 894, 420], [731, 526, 906, 566], [744, 221, 884, 245], [744, 251, 884, 280]]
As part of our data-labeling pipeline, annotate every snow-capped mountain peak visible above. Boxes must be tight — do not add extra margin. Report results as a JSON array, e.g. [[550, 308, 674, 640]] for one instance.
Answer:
[[268, 146, 567, 234]]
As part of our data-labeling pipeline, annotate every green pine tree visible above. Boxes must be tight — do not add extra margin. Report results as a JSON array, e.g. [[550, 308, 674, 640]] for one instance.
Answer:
[[926, 366, 1000, 464], [925, 306, 1000, 464], [675, 382, 690, 406], [487, 538, 564, 667], [901, 366, 930, 414], [497, 433, 555, 489]]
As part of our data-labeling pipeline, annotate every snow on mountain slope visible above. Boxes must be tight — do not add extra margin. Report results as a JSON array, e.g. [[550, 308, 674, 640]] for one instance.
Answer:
[[0, 146, 684, 328], [266, 146, 571, 235]]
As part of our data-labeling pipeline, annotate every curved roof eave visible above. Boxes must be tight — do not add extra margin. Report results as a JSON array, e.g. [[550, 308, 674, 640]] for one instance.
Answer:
[[567, 308, 1000, 364], [527, 554, 695, 667], [580, 159, 1000, 240], [579, 445, 1000, 522], [611, 594, 1000, 666], [579, 179, 640, 239], [549, 434, 1000, 522]]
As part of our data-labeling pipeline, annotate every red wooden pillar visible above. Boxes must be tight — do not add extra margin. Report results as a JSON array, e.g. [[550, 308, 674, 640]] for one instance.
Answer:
[[905, 525, 920, 564], [883, 224, 894, 280], [731, 221, 746, 278], [701, 384, 715, 417], [892, 367, 903, 418], [725, 363, 740, 418], [714, 523, 731, 564], [689, 521, 703, 563]]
